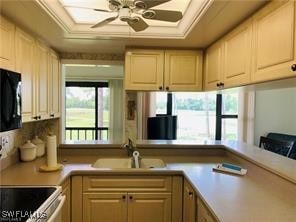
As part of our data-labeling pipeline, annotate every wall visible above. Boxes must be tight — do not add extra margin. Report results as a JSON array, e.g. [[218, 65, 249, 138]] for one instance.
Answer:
[[254, 87, 296, 146]]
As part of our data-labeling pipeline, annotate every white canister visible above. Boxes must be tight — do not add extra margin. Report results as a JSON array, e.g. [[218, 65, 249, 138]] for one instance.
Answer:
[[19, 140, 37, 161], [32, 136, 45, 157]]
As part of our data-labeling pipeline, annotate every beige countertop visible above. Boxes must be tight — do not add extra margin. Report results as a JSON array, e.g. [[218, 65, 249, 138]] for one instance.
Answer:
[[1, 149, 296, 222]]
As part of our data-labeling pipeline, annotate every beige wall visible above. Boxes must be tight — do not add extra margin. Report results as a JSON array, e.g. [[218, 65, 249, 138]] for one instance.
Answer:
[[254, 87, 296, 146]]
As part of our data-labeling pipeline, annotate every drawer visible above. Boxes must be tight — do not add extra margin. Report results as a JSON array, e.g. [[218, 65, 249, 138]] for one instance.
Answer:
[[83, 175, 172, 192]]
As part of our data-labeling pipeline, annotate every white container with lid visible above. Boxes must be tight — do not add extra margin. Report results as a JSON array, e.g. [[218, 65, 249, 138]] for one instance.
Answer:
[[32, 136, 45, 157], [19, 140, 37, 161]]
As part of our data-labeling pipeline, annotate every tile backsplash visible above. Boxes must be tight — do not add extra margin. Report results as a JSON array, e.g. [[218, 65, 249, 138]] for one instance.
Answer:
[[0, 119, 59, 170]]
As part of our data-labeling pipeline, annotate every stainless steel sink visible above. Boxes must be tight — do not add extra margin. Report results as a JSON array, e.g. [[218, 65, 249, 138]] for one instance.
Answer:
[[92, 158, 166, 169]]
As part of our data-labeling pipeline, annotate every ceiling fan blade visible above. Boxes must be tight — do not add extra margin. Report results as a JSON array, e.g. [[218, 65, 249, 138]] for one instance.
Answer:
[[91, 16, 118, 28], [128, 17, 148, 32], [146, 9, 182, 22], [64, 5, 111, 13], [134, 0, 171, 9]]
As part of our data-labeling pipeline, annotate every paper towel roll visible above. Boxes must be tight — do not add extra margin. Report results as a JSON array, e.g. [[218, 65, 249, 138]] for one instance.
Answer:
[[47, 134, 57, 168]]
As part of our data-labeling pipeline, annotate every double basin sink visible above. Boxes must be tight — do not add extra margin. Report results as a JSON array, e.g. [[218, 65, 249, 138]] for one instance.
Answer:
[[92, 158, 166, 169]]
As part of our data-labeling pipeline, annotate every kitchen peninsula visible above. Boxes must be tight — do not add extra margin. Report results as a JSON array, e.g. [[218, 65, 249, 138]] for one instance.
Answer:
[[1, 141, 295, 222]]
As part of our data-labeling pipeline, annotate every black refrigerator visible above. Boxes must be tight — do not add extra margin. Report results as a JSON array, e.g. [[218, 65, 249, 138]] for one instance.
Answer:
[[147, 115, 177, 140]]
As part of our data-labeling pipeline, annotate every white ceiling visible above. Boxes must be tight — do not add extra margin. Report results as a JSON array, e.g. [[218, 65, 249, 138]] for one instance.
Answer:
[[0, 0, 268, 54]]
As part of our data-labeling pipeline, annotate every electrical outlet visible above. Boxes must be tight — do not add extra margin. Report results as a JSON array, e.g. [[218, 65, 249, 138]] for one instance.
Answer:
[[0, 135, 9, 159]]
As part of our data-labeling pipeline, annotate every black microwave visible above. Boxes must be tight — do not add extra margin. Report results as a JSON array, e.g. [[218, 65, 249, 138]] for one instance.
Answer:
[[0, 68, 22, 132]]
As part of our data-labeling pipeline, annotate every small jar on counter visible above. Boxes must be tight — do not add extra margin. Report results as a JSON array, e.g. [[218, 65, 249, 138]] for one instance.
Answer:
[[32, 136, 45, 157], [19, 140, 37, 161]]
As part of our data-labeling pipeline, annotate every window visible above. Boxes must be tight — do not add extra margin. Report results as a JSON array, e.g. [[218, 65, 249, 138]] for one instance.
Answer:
[[65, 82, 109, 141], [172, 92, 216, 140], [152, 90, 239, 141]]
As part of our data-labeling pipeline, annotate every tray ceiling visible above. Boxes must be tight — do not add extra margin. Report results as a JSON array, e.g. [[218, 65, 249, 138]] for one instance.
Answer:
[[37, 0, 213, 38]]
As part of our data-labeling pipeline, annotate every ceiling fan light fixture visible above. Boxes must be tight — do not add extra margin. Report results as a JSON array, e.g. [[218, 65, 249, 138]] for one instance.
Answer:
[[109, 0, 122, 7], [119, 7, 131, 22], [134, 1, 147, 10], [128, 16, 140, 24], [142, 10, 156, 19]]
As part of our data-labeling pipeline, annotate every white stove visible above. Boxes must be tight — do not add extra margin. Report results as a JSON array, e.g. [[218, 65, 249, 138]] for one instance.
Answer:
[[0, 186, 65, 222]]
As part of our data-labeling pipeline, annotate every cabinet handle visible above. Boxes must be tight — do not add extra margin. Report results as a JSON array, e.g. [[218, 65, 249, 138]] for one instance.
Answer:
[[129, 195, 133, 200], [122, 195, 126, 200], [50, 114, 55, 118], [165, 86, 169, 91], [38, 115, 41, 120], [291, 64, 296, 72], [159, 86, 163, 90], [32, 116, 38, 120], [216, 83, 220, 87]]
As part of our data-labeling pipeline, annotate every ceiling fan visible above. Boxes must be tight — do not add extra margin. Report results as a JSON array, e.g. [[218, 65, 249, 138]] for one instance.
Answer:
[[67, 0, 183, 32]]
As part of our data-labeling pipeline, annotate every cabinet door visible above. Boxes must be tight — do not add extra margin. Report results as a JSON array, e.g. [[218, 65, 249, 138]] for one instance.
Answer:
[[204, 41, 223, 91], [252, 1, 296, 82], [128, 193, 171, 222], [164, 50, 203, 91], [49, 51, 60, 118], [223, 21, 252, 87], [15, 28, 35, 122], [183, 180, 196, 222], [83, 193, 127, 222], [125, 50, 164, 91], [35, 42, 49, 120], [62, 179, 71, 222], [0, 15, 15, 71], [197, 198, 217, 222]]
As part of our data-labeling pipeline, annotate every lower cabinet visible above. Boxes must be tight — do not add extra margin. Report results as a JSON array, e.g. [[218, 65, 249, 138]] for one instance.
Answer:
[[183, 180, 196, 222], [61, 179, 71, 222], [83, 193, 127, 222], [197, 198, 217, 222], [83, 192, 171, 222], [183, 179, 217, 222], [80, 175, 179, 222]]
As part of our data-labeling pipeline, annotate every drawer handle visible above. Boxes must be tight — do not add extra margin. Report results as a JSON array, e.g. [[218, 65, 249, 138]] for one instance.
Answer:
[[291, 64, 296, 72]]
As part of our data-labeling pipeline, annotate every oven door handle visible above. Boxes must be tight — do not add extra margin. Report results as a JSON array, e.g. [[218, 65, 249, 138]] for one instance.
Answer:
[[47, 195, 66, 222]]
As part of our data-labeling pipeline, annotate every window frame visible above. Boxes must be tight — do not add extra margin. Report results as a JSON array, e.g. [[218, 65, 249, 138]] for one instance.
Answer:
[[157, 92, 238, 140], [65, 81, 109, 140]]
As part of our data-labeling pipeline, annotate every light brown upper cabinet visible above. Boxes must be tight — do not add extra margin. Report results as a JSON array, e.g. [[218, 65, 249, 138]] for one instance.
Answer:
[[15, 28, 35, 122], [204, 41, 223, 91], [125, 49, 203, 91], [0, 16, 15, 71], [252, 1, 296, 82], [164, 50, 203, 91], [223, 20, 252, 88], [125, 49, 164, 91], [35, 41, 50, 120], [48, 50, 61, 118]]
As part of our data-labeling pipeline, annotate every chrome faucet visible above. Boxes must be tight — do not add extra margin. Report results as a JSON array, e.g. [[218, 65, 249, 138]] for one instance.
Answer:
[[122, 138, 136, 157]]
